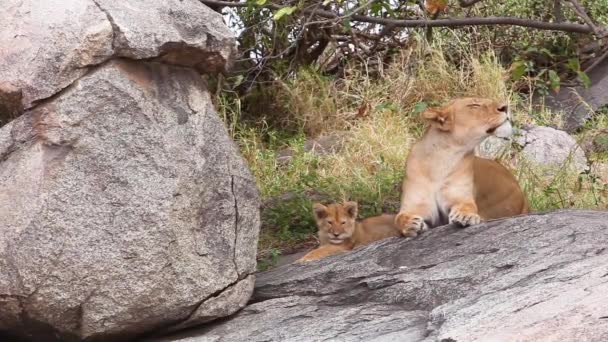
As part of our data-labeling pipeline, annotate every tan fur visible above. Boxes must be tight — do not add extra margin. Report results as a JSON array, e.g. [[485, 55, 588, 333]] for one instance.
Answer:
[[395, 97, 528, 237], [298, 202, 401, 262]]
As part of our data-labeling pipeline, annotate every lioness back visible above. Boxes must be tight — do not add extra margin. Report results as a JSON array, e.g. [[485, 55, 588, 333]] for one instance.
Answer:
[[473, 157, 529, 220]]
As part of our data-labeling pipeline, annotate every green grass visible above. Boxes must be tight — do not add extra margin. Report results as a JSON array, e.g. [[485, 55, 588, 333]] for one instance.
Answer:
[[217, 41, 608, 270]]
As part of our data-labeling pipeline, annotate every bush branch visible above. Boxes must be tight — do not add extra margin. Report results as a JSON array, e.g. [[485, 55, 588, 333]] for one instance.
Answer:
[[201, 0, 594, 34], [566, 0, 607, 37]]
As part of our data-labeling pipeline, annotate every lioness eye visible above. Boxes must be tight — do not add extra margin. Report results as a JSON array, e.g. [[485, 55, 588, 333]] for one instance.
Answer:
[[468, 103, 481, 108], [327, 221, 333, 225], [341, 221, 346, 225]]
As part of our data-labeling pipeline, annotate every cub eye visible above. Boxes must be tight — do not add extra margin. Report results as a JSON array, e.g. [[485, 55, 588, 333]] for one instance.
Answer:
[[326, 221, 333, 225], [341, 221, 346, 225], [467, 103, 481, 108]]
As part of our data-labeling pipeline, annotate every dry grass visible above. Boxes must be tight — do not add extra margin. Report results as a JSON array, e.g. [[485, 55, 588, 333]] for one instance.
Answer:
[[218, 37, 607, 269]]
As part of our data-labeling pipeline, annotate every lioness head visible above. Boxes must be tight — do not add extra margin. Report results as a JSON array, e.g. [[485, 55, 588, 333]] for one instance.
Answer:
[[422, 97, 512, 144], [312, 202, 358, 244]]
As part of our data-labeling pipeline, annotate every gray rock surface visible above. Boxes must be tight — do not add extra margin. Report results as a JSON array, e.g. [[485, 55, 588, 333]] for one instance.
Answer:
[[0, 58, 260, 341], [0, 0, 259, 340], [545, 58, 608, 132], [158, 210, 608, 342], [0, 0, 234, 115], [476, 135, 511, 159], [516, 125, 588, 174]]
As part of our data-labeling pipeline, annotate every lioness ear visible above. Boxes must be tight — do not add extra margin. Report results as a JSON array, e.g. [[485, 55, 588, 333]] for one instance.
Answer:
[[422, 107, 453, 131], [313, 203, 328, 220], [343, 201, 358, 219]]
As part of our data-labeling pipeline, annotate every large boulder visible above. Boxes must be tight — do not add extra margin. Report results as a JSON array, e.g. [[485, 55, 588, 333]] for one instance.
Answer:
[[0, 0, 260, 341], [516, 125, 588, 174], [161, 210, 608, 341], [476, 135, 511, 159]]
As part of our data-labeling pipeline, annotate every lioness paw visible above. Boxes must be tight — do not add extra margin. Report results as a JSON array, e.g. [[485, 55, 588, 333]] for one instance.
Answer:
[[395, 212, 428, 237], [449, 207, 481, 227]]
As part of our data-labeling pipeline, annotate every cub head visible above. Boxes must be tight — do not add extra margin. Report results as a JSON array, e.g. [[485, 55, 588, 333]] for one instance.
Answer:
[[312, 201, 358, 244], [422, 97, 512, 145]]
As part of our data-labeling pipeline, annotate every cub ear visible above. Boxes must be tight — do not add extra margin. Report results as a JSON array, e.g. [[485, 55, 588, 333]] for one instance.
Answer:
[[422, 106, 453, 131], [312, 203, 328, 220], [343, 201, 358, 219]]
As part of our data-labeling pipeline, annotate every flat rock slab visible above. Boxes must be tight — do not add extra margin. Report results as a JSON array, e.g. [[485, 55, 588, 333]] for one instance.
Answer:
[[158, 210, 608, 342]]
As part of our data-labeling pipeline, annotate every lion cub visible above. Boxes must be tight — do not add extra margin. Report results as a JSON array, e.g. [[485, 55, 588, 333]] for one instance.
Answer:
[[395, 97, 528, 237], [298, 202, 401, 262]]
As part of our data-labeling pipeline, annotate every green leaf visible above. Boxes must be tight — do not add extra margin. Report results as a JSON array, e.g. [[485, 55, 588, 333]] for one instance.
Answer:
[[510, 61, 527, 81], [273, 6, 297, 21], [343, 18, 352, 32], [232, 75, 245, 87], [539, 48, 554, 58], [525, 47, 539, 53], [412, 101, 428, 115], [577, 71, 592, 88], [567, 58, 581, 72], [371, 2, 383, 15], [375, 101, 398, 112], [381, 2, 395, 16], [548, 70, 561, 93], [255, 0, 267, 5]]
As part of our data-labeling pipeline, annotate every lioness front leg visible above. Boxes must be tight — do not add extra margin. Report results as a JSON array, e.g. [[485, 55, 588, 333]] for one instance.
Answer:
[[448, 202, 481, 227], [395, 180, 433, 237], [441, 171, 481, 227], [395, 212, 429, 237]]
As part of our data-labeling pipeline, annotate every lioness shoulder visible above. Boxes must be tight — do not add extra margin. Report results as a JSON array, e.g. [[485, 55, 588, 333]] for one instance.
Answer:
[[298, 202, 401, 262]]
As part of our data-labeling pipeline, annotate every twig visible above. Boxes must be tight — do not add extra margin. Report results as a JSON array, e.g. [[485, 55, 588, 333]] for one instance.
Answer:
[[566, 0, 603, 36], [584, 49, 608, 73], [200, 0, 594, 34]]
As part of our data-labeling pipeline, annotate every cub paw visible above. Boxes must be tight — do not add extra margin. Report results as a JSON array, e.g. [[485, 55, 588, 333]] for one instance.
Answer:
[[296, 252, 318, 263], [296, 256, 312, 263], [448, 207, 481, 227], [395, 212, 428, 237]]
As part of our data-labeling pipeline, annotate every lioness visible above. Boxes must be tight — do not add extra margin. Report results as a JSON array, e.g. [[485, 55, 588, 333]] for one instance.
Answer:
[[298, 202, 401, 262], [395, 97, 528, 237]]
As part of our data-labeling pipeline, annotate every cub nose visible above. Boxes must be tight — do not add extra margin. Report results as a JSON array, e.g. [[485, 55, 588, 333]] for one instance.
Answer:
[[497, 104, 508, 113]]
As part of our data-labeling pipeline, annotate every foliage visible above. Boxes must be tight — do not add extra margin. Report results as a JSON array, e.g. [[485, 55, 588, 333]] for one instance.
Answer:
[[208, 0, 608, 268], [210, 0, 607, 100]]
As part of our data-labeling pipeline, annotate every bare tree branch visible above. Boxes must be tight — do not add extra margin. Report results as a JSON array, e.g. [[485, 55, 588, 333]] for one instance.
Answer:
[[566, 0, 607, 37], [201, 0, 596, 34], [553, 0, 564, 23], [584, 49, 608, 73], [458, 0, 486, 8]]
